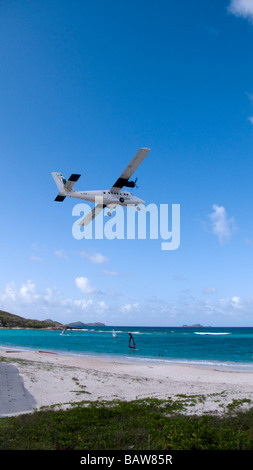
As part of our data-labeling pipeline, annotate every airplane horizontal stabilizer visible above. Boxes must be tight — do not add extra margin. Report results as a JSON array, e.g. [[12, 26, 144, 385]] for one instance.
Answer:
[[55, 195, 66, 202], [64, 174, 81, 191]]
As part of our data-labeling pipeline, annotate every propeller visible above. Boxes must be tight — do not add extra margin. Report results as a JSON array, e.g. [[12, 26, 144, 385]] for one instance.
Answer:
[[125, 177, 139, 189], [134, 177, 139, 189]]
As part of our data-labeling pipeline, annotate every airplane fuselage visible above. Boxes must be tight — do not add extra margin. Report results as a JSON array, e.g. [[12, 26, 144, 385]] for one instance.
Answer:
[[67, 189, 145, 207]]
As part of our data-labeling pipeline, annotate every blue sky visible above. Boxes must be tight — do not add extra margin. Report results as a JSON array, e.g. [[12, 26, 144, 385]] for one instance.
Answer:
[[1, 0, 253, 326]]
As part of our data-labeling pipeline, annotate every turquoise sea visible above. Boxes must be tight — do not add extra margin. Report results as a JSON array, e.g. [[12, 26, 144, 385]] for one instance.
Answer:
[[1, 326, 253, 370]]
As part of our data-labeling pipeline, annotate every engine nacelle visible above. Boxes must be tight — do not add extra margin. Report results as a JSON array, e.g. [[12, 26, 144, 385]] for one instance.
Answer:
[[125, 180, 136, 188], [113, 177, 137, 188]]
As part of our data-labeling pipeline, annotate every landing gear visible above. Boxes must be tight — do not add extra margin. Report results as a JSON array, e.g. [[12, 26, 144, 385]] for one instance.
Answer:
[[107, 211, 112, 216], [137, 206, 141, 211]]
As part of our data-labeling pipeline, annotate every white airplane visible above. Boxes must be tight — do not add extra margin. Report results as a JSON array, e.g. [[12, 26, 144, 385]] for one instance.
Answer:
[[52, 148, 150, 225]]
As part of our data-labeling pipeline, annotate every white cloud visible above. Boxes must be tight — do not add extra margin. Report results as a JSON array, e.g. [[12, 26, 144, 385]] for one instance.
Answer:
[[0, 280, 41, 305], [120, 302, 140, 312], [1, 279, 253, 326], [0, 280, 105, 323], [20, 280, 39, 303], [208, 204, 236, 243], [219, 295, 242, 310], [3, 281, 17, 301], [75, 276, 98, 294], [203, 287, 217, 295], [30, 255, 43, 262], [103, 270, 119, 277], [80, 251, 109, 264], [97, 300, 109, 312], [232, 295, 242, 309], [228, 0, 253, 22], [0, 280, 42, 311], [54, 250, 68, 259], [248, 117, 253, 125], [73, 299, 93, 310], [173, 273, 188, 281]]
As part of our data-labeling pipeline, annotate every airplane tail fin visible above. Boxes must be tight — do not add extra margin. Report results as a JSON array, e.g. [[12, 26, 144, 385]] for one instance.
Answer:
[[51, 172, 81, 202]]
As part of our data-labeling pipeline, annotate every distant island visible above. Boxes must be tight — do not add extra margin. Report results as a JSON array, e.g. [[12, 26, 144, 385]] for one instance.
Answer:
[[182, 324, 211, 328], [0, 309, 105, 330], [66, 321, 105, 328]]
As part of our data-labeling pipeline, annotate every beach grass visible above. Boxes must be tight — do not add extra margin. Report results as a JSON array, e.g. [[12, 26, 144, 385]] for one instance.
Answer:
[[1, 399, 253, 450]]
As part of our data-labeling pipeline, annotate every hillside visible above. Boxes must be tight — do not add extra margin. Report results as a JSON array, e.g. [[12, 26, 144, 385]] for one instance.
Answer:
[[0, 309, 63, 329]]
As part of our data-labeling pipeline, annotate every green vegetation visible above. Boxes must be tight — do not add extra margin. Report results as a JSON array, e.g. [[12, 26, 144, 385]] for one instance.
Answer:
[[0, 309, 62, 329], [1, 399, 253, 450]]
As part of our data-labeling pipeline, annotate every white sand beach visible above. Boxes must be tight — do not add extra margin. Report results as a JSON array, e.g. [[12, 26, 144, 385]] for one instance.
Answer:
[[1, 348, 253, 416]]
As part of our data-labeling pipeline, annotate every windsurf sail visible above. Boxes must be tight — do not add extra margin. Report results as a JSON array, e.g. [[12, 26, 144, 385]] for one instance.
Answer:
[[128, 332, 136, 349]]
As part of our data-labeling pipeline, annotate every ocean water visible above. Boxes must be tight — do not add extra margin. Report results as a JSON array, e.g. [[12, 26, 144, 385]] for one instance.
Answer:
[[1, 326, 253, 370]]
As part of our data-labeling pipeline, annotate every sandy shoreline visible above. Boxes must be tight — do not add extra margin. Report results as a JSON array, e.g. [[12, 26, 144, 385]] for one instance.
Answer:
[[1, 348, 253, 416]]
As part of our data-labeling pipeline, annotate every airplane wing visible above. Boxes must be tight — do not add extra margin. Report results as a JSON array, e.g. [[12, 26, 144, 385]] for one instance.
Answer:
[[110, 148, 150, 191], [79, 148, 150, 225], [79, 203, 106, 226]]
